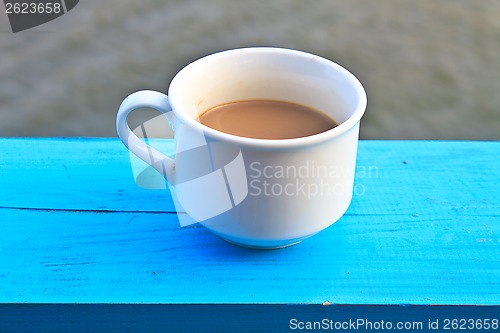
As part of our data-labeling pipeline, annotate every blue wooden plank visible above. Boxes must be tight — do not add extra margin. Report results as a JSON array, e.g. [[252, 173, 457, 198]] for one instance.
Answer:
[[0, 304, 498, 333], [0, 139, 499, 305], [0, 138, 176, 213]]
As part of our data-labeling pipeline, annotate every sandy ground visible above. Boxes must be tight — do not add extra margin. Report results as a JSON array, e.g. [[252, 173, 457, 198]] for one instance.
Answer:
[[0, 0, 499, 139]]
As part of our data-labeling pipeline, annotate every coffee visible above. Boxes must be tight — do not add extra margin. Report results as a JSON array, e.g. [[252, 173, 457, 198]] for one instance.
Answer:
[[198, 100, 337, 140]]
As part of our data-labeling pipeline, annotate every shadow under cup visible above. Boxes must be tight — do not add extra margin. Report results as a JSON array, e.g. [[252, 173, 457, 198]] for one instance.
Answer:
[[166, 48, 367, 249]]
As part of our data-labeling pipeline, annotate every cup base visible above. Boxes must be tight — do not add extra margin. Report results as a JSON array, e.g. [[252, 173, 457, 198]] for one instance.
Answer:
[[219, 236, 303, 250], [203, 226, 316, 249]]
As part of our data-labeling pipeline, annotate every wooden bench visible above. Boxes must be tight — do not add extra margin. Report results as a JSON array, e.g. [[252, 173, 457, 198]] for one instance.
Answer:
[[0, 138, 498, 332]]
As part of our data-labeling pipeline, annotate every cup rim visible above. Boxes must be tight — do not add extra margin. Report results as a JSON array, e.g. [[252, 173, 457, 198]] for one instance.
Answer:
[[169, 47, 367, 149]]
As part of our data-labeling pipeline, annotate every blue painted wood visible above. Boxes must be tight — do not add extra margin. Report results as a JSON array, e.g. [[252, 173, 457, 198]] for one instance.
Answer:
[[0, 304, 498, 333], [0, 139, 499, 305], [0, 138, 176, 213]]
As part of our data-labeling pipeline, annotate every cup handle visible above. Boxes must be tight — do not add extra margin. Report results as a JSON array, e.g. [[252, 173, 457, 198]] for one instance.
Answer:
[[116, 90, 175, 183]]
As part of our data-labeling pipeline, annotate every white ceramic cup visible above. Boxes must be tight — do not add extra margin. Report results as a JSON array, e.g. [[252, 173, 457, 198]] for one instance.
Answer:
[[116, 47, 367, 249]]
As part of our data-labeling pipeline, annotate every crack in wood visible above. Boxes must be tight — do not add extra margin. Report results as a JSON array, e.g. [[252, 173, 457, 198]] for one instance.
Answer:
[[0, 206, 178, 214]]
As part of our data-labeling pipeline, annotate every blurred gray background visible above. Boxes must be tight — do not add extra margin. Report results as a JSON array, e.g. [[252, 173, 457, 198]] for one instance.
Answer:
[[0, 0, 499, 139]]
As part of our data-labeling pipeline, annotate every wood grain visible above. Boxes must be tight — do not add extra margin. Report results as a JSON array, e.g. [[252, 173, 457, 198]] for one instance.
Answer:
[[0, 138, 498, 304]]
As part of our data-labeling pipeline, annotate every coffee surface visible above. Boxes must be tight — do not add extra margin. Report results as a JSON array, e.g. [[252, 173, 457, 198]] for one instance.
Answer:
[[198, 100, 337, 140]]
